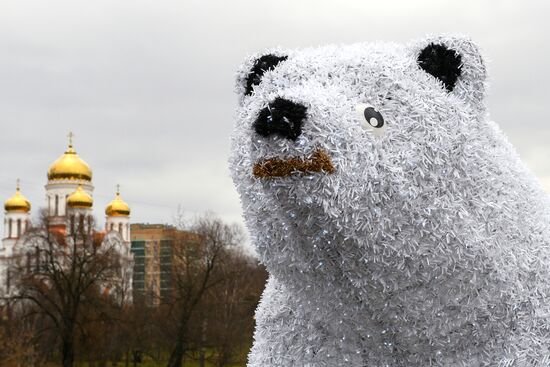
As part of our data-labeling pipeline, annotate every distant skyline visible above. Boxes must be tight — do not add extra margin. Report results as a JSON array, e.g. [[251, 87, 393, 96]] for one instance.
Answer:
[[1, 0, 549, 240]]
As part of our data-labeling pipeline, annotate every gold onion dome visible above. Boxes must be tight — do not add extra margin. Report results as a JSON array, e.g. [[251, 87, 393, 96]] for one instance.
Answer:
[[105, 187, 130, 217], [67, 185, 93, 209], [4, 183, 31, 213], [47, 136, 92, 181]]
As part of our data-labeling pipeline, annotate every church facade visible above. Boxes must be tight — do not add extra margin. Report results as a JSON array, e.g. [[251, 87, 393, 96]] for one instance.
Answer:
[[0, 135, 134, 299]]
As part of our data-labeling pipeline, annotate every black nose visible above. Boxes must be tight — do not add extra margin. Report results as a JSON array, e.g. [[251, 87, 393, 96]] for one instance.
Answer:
[[253, 98, 307, 141]]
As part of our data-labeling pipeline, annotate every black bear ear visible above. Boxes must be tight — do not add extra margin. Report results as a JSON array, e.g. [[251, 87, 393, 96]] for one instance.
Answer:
[[236, 51, 289, 102], [244, 54, 288, 96], [417, 43, 462, 92], [412, 35, 487, 112]]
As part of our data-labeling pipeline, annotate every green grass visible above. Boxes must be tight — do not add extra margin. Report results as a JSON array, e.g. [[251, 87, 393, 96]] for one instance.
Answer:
[[128, 362, 244, 367], [73, 349, 248, 367], [75, 361, 245, 367]]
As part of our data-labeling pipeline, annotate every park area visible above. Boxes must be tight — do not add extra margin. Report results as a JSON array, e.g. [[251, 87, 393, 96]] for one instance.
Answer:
[[0, 215, 266, 367]]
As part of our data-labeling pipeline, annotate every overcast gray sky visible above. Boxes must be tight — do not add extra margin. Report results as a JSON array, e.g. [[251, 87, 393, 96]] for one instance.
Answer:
[[1, 0, 549, 236]]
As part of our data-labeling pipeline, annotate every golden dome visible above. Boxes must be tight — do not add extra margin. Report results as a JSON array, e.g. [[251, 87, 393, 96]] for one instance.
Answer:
[[67, 185, 93, 209], [47, 136, 92, 181], [105, 187, 130, 217], [4, 182, 31, 213]]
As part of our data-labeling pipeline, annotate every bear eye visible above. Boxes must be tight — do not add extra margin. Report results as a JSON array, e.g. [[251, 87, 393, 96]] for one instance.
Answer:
[[363, 106, 384, 128], [356, 104, 386, 136]]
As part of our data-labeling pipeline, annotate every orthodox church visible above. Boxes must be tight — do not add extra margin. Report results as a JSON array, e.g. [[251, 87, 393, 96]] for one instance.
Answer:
[[0, 134, 133, 298]]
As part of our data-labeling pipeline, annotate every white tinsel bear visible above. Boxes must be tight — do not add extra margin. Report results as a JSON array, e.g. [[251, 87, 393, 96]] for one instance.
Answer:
[[229, 35, 550, 366]]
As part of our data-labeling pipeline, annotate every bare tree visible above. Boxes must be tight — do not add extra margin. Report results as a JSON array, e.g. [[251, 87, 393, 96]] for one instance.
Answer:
[[188, 249, 267, 367], [7, 211, 126, 367], [207, 253, 267, 367], [163, 214, 243, 367], [0, 304, 43, 367]]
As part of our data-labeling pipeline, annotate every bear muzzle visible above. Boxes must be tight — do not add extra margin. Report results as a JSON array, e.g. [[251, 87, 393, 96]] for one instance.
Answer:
[[251, 98, 336, 178], [252, 149, 335, 179]]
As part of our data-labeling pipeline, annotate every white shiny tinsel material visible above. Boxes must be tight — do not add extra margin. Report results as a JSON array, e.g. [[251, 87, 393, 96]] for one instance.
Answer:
[[229, 35, 550, 366]]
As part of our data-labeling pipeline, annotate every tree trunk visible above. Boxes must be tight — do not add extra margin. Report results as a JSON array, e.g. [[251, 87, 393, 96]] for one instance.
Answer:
[[168, 336, 185, 367], [62, 337, 75, 367], [166, 339, 186, 367], [167, 312, 191, 367], [199, 350, 205, 367]]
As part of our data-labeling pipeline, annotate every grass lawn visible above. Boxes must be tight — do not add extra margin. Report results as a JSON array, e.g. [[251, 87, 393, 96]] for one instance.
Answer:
[[75, 360, 245, 367], [73, 349, 248, 367], [128, 362, 244, 367]]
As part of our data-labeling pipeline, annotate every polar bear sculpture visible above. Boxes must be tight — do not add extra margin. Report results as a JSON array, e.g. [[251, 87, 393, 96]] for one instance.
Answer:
[[229, 35, 550, 366]]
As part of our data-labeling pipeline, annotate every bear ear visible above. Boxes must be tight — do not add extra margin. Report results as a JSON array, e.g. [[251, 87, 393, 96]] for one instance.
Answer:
[[412, 35, 487, 112], [236, 50, 289, 102]]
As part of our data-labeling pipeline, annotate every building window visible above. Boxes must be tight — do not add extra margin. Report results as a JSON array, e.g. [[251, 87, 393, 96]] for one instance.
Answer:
[[55, 195, 59, 216], [8, 218, 12, 238], [131, 241, 146, 298], [160, 240, 173, 299]]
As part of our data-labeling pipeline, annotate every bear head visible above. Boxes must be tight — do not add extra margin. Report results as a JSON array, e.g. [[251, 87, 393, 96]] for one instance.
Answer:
[[230, 35, 491, 286]]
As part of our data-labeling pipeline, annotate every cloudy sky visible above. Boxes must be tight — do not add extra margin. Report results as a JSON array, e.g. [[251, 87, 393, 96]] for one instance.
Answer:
[[0, 0, 548, 238]]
